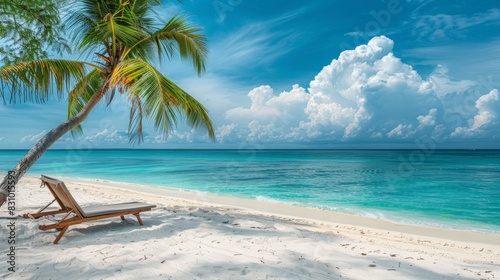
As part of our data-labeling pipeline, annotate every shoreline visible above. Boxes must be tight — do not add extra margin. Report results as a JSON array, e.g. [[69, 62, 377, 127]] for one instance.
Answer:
[[1, 175, 499, 279], [61, 175, 500, 245], [2, 148, 499, 237]]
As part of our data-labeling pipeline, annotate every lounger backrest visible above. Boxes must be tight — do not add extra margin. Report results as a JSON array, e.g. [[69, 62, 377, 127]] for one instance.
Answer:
[[40, 175, 67, 210], [41, 175, 85, 218]]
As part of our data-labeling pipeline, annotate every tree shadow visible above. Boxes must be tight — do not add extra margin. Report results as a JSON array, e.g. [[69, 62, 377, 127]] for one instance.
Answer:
[[8, 205, 494, 280]]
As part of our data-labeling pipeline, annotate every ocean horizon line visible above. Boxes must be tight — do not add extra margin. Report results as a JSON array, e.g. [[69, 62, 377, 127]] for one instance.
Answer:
[[1, 148, 500, 152]]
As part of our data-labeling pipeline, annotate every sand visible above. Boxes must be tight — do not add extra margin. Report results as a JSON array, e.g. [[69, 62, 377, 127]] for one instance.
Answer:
[[0, 175, 499, 279]]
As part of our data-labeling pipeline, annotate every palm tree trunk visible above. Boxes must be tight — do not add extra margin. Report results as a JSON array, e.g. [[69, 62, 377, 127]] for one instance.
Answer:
[[0, 84, 108, 207]]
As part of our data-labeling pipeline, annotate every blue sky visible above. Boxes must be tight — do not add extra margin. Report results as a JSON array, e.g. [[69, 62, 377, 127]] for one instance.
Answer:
[[1, 0, 500, 149]]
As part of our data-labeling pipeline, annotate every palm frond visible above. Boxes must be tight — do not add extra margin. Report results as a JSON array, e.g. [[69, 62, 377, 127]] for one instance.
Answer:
[[128, 93, 144, 143], [127, 14, 208, 75], [66, 0, 162, 56], [0, 59, 94, 103], [65, 0, 103, 52], [67, 69, 103, 136], [111, 58, 215, 142]]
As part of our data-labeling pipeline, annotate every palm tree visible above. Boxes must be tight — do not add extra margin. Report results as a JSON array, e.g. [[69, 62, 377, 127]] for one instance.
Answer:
[[0, 0, 215, 207]]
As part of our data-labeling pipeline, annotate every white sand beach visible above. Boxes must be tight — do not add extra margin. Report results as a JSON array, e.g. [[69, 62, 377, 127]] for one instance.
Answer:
[[1, 175, 499, 279]]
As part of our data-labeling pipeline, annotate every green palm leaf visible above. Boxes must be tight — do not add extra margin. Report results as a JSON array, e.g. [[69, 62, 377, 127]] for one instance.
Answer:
[[67, 69, 103, 136], [111, 58, 215, 142], [0, 59, 92, 103], [128, 93, 144, 143], [127, 14, 208, 74]]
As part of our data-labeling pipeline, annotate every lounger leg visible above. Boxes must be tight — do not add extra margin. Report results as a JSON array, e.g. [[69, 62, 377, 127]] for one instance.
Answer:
[[120, 215, 125, 221], [133, 214, 143, 225], [54, 226, 69, 244]]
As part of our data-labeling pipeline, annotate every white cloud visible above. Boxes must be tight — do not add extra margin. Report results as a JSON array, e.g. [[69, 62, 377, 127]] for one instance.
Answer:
[[298, 36, 440, 141], [216, 124, 237, 142], [226, 84, 309, 141], [152, 129, 196, 144], [452, 89, 500, 137], [427, 65, 476, 97], [404, 39, 500, 86], [76, 129, 128, 144], [209, 10, 307, 73], [413, 9, 500, 40], [20, 130, 46, 143], [75, 127, 202, 146], [216, 36, 500, 144], [417, 108, 437, 126], [387, 124, 415, 139]]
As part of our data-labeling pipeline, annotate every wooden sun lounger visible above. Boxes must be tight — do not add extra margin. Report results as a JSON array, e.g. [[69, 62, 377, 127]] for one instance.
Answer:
[[22, 175, 156, 244]]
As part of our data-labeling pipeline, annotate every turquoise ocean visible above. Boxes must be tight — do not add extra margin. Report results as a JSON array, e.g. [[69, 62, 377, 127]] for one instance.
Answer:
[[1, 149, 499, 234]]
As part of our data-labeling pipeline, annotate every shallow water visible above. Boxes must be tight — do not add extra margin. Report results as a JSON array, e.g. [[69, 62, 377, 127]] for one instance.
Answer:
[[1, 149, 499, 233]]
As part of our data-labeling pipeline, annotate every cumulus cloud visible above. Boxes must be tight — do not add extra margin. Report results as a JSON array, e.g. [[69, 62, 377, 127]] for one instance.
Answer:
[[216, 124, 237, 142], [417, 108, 437, 127], [217, 36, 500, 144], [226, 85, 309, 141], [299, 36, 439, 141], [387, 124, 415, 139], [452, 90, 500, 137]]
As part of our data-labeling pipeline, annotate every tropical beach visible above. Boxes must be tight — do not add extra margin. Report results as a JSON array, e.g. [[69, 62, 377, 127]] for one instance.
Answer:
[[1, 175, 498, 279], [1, 0, 500, 279]]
